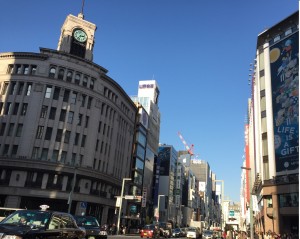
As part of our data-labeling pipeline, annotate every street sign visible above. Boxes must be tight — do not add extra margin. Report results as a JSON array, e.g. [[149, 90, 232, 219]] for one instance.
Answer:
[[80, 201, 87, 209], [125, 195, 134, 200]]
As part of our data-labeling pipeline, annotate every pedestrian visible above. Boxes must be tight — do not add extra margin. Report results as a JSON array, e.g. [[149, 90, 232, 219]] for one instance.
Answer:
[[223, 230, 227, 239]]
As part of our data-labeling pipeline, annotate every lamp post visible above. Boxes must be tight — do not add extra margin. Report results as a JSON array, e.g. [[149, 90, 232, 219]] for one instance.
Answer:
[[117, 178, 131, 235], [157, 194, 166, 222], [68, 166, 77, 214], [241, 167, 253, 239]]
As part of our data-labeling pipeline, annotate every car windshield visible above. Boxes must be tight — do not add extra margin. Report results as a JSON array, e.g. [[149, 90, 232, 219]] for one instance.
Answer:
[[203, 230, 213, 235], [143, 224, 154, 230], [74, 216, 100, 228], [0, 210, 50, 228], [188, 227, 197, 232]]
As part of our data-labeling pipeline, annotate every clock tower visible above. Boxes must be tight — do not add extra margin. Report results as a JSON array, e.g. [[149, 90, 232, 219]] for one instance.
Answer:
[[57, 12, 96, 61]]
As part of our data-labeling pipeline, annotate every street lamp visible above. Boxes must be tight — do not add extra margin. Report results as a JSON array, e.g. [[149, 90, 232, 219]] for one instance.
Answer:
[[117, 178, 131, 235], [241, 167, 253, 239], [68, 166, 77, 214], [157, 194, 166, 222]]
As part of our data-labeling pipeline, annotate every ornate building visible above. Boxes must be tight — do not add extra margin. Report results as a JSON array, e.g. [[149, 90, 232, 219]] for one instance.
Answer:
[[0, 11, 137, 225]]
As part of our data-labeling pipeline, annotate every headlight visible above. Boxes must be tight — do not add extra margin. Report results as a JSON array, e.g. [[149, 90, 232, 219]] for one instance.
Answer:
[[3, 236, 22, 239]]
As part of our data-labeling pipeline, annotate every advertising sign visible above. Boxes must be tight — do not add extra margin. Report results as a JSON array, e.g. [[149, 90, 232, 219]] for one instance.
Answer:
[[270, 32, 299, 173]]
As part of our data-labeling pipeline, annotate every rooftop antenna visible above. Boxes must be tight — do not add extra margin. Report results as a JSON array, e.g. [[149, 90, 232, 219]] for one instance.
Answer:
[[81, 0, 85, 15]]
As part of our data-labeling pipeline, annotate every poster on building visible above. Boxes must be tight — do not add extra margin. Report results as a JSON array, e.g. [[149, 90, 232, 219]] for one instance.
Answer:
[[270, 32, 299, 173]]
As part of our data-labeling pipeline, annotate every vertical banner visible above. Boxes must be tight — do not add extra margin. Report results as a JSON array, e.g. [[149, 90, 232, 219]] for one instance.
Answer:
[[270, 32, 299, 173]]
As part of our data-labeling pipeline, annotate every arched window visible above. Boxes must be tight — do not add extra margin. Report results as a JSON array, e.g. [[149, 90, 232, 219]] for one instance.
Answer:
[[49, 67, 56, 78], [58, 69, 65, 80], [66, 71, 73, 82]]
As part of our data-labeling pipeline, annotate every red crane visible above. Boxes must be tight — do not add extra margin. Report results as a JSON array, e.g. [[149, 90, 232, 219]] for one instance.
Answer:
[[177, 131, 194, 156]]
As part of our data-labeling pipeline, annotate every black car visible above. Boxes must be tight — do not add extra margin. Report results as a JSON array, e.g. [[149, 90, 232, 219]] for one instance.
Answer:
[[0, 209, 86, 239], [74, 215, 107, 239]]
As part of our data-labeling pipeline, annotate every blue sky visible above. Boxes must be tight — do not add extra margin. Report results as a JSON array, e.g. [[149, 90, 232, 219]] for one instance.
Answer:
[[1, 1, 298, 202]]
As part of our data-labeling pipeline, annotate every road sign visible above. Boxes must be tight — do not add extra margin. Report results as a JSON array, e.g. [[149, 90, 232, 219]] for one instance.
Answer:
[[80, 201, 87, 209], [125, 195, 134, 200]]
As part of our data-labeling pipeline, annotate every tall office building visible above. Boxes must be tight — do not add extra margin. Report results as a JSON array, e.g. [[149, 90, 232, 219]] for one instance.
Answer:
[[247, 11, 298, 235], [156, 144, 178, 223], [0, 10, 138, 225], [131, 80, 161, 222]]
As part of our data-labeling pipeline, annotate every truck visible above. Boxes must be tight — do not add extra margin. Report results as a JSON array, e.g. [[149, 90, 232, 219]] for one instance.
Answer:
[[189, 220, 205, 236]]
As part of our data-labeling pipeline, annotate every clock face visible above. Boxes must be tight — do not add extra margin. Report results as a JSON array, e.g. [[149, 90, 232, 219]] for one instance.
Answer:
[[73, 29, 87, 43]]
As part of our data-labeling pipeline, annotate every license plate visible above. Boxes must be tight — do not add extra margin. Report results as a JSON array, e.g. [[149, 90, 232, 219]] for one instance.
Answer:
[[100, 231, 107, 235], [144, 233, 147, 235], [88, 237, 95, 239]]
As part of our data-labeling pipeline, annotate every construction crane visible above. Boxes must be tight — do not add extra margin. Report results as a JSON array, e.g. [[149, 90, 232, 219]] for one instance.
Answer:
[[177, 131, 194, 156]]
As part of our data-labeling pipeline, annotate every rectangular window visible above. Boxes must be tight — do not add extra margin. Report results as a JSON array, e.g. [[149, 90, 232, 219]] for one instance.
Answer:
[[16, 65, 22, 74], [21, 103, 28, 115], [0, 102, 3, 114], [85, 116, 89, 128], [26, 83, 32, 96], [3, 144, 9, 155], [11, 145, 18, 157], [60, 151, 67, 163], [70, 92, 77, 104], [74, 133, 80, 145], [87, 96, 92, 109], [52, 150, 59, 162], [67, 111, 74, 124], [1, 82, 9, 95], [41, 148, 48, 161], [64, 130, 71, 143], [7, 65, 14, 74], [7, 123, 14, 136], [36, 126, 44, 139], [40, 105, 48, 118], [9, 82, 17, 95], [63, 90, 70, 102], [4, 102, 12, 115], [81, 135, 86, 147], [45, 86, 52, 98], [32, 147, 39, 159], [17, 82, 24, 95], [59, 109, 66, 122], [45, 127, 53, 140], [81, 94, 86, 107], [53, 87, 60, 100], [24, 65, 29, 75], [16, 124, 23, 137], [71, 153, 76, 166], [78, 114, 82, 126], [49, 107, 56, 120], [55, 129, 63, 142], [90, 78, 95, 90], [13, 103, 20, 115], [31, 65, 37, 75]]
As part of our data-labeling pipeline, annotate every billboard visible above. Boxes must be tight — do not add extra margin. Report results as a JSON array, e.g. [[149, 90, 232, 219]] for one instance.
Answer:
[[270, 32, 299, 173]]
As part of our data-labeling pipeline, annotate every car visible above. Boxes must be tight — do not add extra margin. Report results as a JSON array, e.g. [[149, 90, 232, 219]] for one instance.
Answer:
[[0, 207, 23, 221], [74, 215, 107, 239], [202, 230, 214, 239], [171, 228, 185, 237], [186, 227, 201, 238], [140, 224, 158, 238], [0, 209, 86, 239]]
